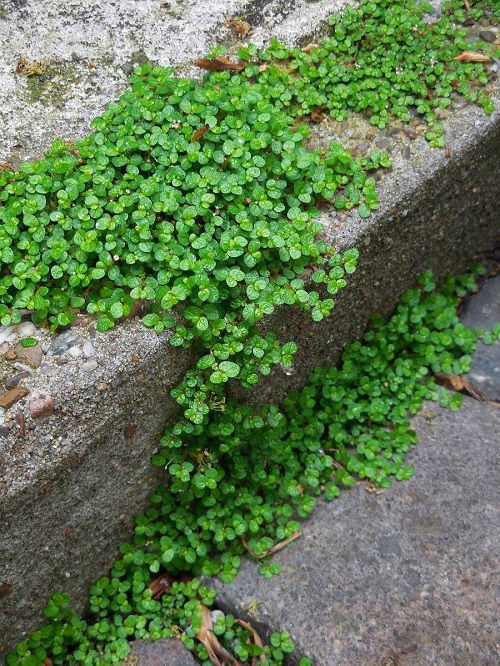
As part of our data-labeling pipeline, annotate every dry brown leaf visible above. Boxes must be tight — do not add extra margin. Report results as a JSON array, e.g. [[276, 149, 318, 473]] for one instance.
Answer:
[[196, 605, 241, 666], [301, 43, 320, 53], [191, 125, 209, 143], [0, 162, 13, 172], [0, 582, 12, 599], [192, 57, 247, 72], [435, 373, 499, 407], [148, 573, 173, 599], [235, 619, 266, 664], [464, 0, 471, 12], [259, 63, 269, 73], [453, 51, 490, 63], [240, 531, 302, 559], [435, 372, 484, 400]]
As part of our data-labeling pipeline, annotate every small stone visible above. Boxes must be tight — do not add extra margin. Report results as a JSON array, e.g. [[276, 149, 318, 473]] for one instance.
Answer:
[[4, 350, 17, 361], [405, 128, 417, 139], [356, 142, 369, 151], [97, 383, 108, 391], [0, 387, 28, 409], [479, 30, 496, 42], [82, 341, 95, 358], [402, 145, 411, 160], [13, 344, 43, 368], [0, 425, 11, 439], [6, 372, 30, 390], [375, 138, 391, 150], [47, 331, 82, 356], [16, 321, 36, 337], [29, 392, 54, 418], [386, 127, 401, 137], [67, 345, 82, 358], [82, 359, 98, 372]]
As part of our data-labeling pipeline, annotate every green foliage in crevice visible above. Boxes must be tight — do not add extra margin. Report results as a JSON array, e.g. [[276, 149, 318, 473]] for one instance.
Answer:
[[8, 268, 497, 666], [233, 0, 499, 147]]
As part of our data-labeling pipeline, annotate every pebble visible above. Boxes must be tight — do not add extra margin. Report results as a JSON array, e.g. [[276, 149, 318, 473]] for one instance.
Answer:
[[0, 425, 10, 438], [0, 321, 36, 344], [4, 350, 17, 361], [67, 346, 82, 358], [12, 362, 32, 373], [82, 359, 98, 372], [375, 138, 391, 150], [0, 387, 29, 409], [210, 610, 225, 625], [13, 344, 43, 369], [47, 331, 82, 356], [29, 392, 55, 418], [6, 372, 30, 390], [479, 30, 496, 42], [402, 145, 411, 160], [82, 341, 95, 358]]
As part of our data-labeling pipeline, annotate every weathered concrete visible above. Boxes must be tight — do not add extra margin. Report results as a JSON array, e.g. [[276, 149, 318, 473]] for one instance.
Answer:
[[209, 397, 500, 666], [0, 0, 499, 655], [461, 274, 500, 402], [126, 638, 197, 666]]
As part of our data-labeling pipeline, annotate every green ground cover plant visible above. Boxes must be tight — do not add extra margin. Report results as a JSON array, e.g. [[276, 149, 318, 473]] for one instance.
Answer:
[[2, 0, 498, 663], [7, 268, 497, 666]]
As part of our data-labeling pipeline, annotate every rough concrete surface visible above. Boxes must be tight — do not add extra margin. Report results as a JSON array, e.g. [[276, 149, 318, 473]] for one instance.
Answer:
[[125, 639, 196, 666], [461, 274, 500, 402], [210, 397, 500, 666], [0, 0, 499, 655]]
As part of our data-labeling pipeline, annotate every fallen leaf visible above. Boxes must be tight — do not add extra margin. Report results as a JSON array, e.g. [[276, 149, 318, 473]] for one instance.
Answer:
[[196, 605, 241, 666], [0, 582, 12, 599], [148, 573, 173, 599], [192, 57, 247, 72], [191, 125, 209, 142], [301, 43, 319, 53], [259, 63, 269, 73], [453, 51, 490, 62], [0, 162, 13, 172], [124, 423, 137, 439], [240, 531, 301, 559], [435, 373, 499, 407]]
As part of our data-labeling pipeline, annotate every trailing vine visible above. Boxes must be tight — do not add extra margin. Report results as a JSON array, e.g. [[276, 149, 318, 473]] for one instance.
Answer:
[[2, 0, 498, 664]]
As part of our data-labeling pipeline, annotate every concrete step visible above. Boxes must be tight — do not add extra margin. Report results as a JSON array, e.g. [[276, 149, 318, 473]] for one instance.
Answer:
[[1, 0, 499, 654]]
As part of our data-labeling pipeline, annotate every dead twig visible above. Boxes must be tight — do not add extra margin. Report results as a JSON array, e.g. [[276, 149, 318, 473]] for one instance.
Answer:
[[196, 605, 242, 666], [240, 531, 302, 560]]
